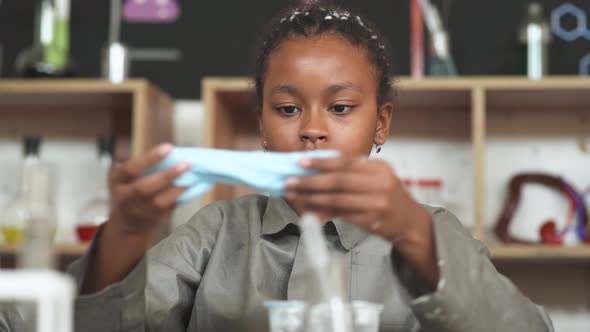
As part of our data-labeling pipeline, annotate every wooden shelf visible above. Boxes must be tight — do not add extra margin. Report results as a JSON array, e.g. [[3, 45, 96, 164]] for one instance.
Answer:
[[0, 79, 154, 93], [0, 79, 175, 156], [0, 243, 89, 256], [0, 79, 174, 263], [202, 76, 590, 261], [202, 76, 590, 91], [490, 245, 590, 260]]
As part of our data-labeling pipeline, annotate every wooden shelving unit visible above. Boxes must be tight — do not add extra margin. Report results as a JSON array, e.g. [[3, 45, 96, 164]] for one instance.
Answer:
[[0, 79, 175, 268], [202, 76, 590, 261], [0, 79, 174, 157], [490, 245, 590, 260], [0, 243, 89, 256], [0, 243, 89, 271]]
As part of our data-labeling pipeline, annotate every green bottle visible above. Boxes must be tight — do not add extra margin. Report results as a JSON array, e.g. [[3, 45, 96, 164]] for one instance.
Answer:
[[16, 0, 73, 77]]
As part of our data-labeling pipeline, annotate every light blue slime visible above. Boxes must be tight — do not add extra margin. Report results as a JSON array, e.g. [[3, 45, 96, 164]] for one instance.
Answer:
[[145, 148, 340, 204]]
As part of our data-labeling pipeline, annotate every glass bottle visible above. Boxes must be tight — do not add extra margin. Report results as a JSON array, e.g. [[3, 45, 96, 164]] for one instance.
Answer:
[[517, 2, 550, 79], [18, 161, 56, 269], [12, 156, 57, 331], [1, 136, 54, 245], [420, 0, 457, 76], [76, 137, 113, 242], [427, 30, 458, 76], [15, 0, 73, 77]]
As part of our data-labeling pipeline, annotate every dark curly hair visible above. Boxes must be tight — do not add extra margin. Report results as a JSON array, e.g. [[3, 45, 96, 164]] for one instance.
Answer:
[[253, 3, 395, 110]]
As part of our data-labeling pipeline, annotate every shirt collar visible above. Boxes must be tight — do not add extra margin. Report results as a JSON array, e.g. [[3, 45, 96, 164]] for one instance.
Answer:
[[261, 197, 370, 251], [261, 196, 299, 235], [332, 217, 370, 251]]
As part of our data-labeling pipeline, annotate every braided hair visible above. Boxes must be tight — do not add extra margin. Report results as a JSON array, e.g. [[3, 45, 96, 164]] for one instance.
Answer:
[[254, 3, 395, 109]]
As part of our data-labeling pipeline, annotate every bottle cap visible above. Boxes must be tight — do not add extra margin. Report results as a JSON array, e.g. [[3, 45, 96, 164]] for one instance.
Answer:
[[23, 136, 41, 156], [528, 3, 542, 16], [98, 136, 114, 156]]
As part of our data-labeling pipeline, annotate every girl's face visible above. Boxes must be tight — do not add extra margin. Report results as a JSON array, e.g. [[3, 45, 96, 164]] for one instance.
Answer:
[[259, 33, 393, 156]]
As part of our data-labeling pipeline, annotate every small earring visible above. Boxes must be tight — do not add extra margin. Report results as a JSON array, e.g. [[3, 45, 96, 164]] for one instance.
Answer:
[[375, 144, 382, 154], [263, 141, 269, 152]]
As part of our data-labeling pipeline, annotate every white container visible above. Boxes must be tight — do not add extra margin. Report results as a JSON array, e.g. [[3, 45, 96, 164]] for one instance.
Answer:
[[264, 301, 307, 332], [352, 301, 384, 332], [307, 300, 383, 332]]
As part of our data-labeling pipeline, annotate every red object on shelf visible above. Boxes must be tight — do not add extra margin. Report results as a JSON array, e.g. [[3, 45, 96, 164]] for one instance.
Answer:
[[410, 0, 424, 78], [402, 178, 414, 188], [76, 224, 99, 242], [417, 178, 443, 188], [540, 220, 562, 245]]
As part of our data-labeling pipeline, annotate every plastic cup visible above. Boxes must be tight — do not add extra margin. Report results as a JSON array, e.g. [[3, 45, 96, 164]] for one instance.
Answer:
[[264, 300, 307, 332], [352, 301, 384, 332], [307, 300, 383, 332]]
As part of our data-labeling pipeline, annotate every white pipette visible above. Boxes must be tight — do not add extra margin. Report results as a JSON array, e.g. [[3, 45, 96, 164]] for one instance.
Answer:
[[418, 0, 457, 75], [419, 0, 443, 34], [299, 213, 351, 332], [299, 213, 331, 299]]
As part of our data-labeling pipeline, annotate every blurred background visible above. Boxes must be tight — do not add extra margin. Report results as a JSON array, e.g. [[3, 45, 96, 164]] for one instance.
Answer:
[[1, 0, 590, 98], [1, 0, 590, 331]]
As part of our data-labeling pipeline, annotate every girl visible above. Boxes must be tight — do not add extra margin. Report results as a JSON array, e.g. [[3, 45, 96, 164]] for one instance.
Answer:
[[2, 3, 552, 332]]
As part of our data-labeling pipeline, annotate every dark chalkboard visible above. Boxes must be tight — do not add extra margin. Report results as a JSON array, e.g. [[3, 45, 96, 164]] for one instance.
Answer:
[[1, 0, 589, 99]]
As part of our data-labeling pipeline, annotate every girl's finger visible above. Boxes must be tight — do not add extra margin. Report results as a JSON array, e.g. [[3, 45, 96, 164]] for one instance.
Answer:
[[299, 155, 367, 172], [130, 162, 190, 197], [112, 143, 174, 183], [285, 173, 377, 193], [286, 192, 382, 213], [153, 187, 187, 209]]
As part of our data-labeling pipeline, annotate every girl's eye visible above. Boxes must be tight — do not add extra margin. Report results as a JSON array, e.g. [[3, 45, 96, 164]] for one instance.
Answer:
[[276, 106, 301, 115], [329, 105, 353, 113]]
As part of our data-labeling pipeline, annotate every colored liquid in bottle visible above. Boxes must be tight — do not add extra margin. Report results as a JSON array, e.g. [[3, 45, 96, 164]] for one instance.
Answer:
[[76, 224, 99, 242], [1, 226, 25, 245]]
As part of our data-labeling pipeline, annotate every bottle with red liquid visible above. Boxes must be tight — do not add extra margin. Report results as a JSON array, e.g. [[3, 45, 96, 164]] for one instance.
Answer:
[[76, 137, 113, 242]]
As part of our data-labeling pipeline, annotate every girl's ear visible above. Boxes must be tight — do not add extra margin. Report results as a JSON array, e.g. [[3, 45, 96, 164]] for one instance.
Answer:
[[257, 110, 269, 150], [373, 102, 393, 145]]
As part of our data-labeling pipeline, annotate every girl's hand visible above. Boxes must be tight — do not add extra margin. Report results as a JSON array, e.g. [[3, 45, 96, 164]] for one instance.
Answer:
[[284, 156, 439, 288], [284, 156, 428, 243], [108, 143, 190, 236], [83, 143, 190, 294]]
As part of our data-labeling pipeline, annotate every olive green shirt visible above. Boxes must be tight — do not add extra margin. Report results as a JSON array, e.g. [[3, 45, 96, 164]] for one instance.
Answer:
[[2, 195, 552, 331]]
